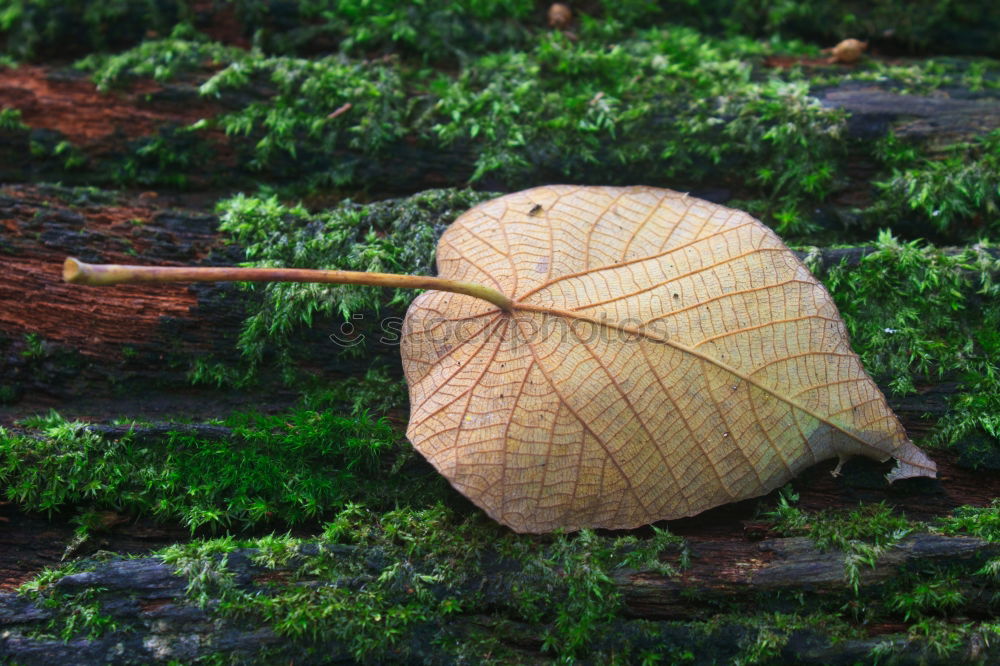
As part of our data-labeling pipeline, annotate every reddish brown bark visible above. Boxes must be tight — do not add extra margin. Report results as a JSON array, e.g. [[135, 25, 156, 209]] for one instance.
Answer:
[[0, 186, 225, 357], [0, 66, 216, 146]]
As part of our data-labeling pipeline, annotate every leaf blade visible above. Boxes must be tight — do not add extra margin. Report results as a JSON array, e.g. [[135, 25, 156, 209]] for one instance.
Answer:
[[403, 186, 936, 533]]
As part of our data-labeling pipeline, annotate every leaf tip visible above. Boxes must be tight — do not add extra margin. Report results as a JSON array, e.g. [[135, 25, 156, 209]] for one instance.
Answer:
[[885, 441, 938, 482]]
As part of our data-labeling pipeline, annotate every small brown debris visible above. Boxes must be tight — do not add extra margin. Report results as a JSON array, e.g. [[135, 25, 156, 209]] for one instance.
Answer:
[[824, 38, 867, 64], [547, 3, 572, 29], [327, 102, 353, 120]]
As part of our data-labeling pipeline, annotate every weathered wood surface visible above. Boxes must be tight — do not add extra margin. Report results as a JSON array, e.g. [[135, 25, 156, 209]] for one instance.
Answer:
[[1, 530, 996, 664], [820, 82, 1000, 148]]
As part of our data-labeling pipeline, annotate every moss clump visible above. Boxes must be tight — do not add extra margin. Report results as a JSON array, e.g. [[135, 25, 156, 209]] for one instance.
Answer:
[[19, 332, 46, 359], [938, 500, 1000, 542], [502, 526, 687, 659], [765, 492, 1000, 649], [813, 233, 1000, 453], [767, 489, 919, 593], [433, 28, 843, 235], [197, 52, 416, 191], [0, 106, 29, 131], [23, 588, 124, 642], [75, 22, 247, 91], [228, 506, 488, 662], [68, 25, 847, 227], [0, 404, 435, 531], [17, 560, 125, 642], [866, 130, 1000, 239], [888, 572, 965, 622], [13, 9, 993, 235], [154, 509, 686, 663]]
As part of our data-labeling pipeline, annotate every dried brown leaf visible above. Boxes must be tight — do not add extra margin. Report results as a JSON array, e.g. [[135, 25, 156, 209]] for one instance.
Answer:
[[402, 186, 936, 533]]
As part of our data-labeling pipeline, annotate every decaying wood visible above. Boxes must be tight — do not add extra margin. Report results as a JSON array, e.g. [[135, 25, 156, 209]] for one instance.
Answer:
[[1, 527, 996, 664], [3, 23, 999, 666], [820, 83, 1000, 149]]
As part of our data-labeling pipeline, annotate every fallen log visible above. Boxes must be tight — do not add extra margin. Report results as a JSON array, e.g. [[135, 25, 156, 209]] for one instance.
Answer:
[[1, 64, 997, 198], [2, 183, 995, 410], [1, 530, 996, 665]]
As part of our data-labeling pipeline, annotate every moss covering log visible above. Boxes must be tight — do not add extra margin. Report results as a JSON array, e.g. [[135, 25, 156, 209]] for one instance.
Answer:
[[1, 530, 997, 664], [3, 2, 1000, 662]]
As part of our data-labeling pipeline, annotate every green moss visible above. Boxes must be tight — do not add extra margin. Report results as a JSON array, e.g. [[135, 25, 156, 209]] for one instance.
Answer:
[[871, 618, 1000, 663], [433, 28, 845, 234], [75, 22, 247, 90], [151, 507, 497, 661], [18, 560, 94, 595], [19, 332, 46, 359], [198, 52, 414, 191], [74, 24, 848, 221], [866, 130, 1000, 238], [17, 560, 125, 642], [0, 404, 436, 531], [187, 356, 246, 389], [768, 492, 916, 552], [27, 589, 124, 642], [112, 125, 214, 188], [0, 106, 29, 131], [937, 501, 1000, 542], [301, 362, 408, 416], [503, 527, 687, 659], [156, 510, 686, 663], [767, 489, 919, 593], [729, 612, 840, 666], [888, 574, 965, 621], [17, 11, 990, 230], [160, 536, 241, 606], [814, 233, 1000, 452]]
